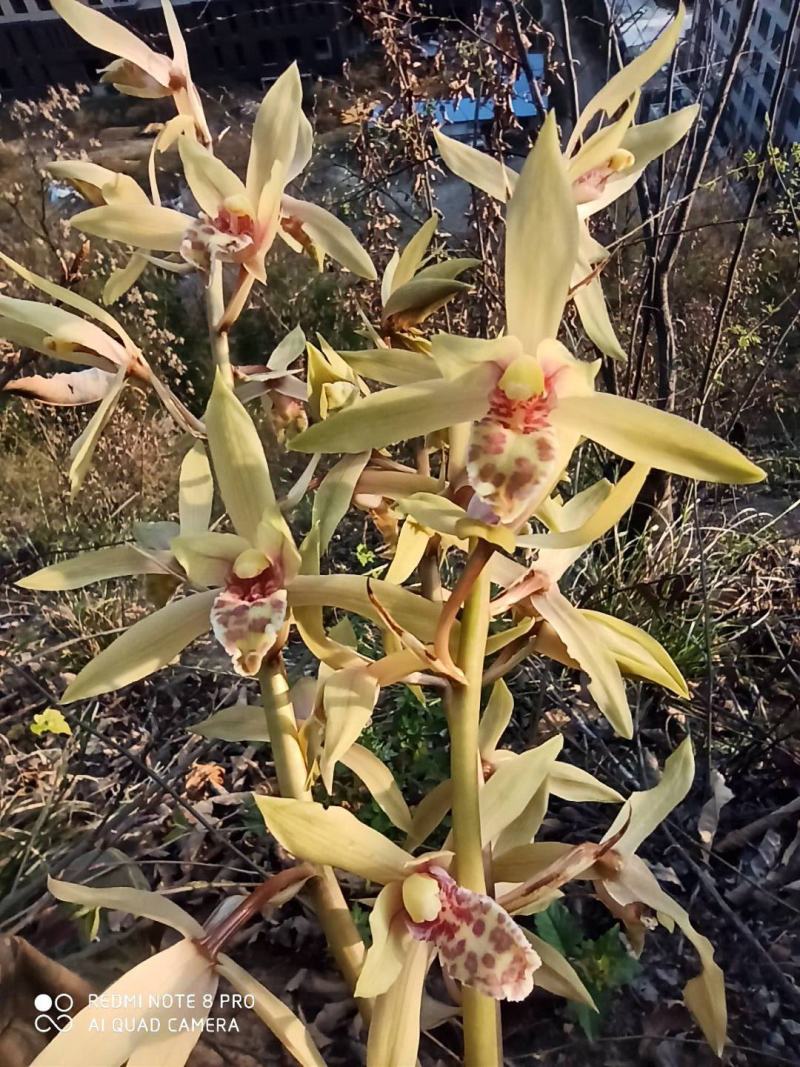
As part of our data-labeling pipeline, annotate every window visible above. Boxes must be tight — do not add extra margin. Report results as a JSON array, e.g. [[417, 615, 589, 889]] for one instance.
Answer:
[[743, 83, 754, 109], [10, 0, 27, 14], [781, 0, 791, 12], [751, 52, 762, 74], [259, 39, 275, 62], [233, 41, 245, 66], [755, 101, 767, 126], [720, 9, 729, 33], [284, 35, 302, 59], [314, 35, 332, 60], [757, 9, 770, 38], [788, 97, 800, 128], [772, 26, 783, 53], [764, 63, 775, 93]]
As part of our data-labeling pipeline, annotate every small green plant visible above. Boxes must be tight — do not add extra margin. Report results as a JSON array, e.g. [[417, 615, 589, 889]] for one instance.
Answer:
[[536, 901, 640, 1039]]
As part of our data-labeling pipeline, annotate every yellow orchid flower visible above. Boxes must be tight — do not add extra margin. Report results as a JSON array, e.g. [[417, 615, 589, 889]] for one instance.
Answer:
[[232, 324, 309, 440], [19, 375, 444, 701], [486, 473, 689, 738], [0, 250, 199, 494], [493, 739, 727, 1056], [403, 678, 623, 853], [46, 147, 196, 305], [434, 5, 697, 360], [376, 215, 479, 351], [67, 65, 375, 291], [33, 876, 324, 1067], [256, 796, 541, 1006], [288, 111, 763, 527], [52, 0, 211, 145]]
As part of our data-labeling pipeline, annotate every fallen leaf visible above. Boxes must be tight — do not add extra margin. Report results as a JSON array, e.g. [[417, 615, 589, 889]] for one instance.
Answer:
[[186, 763, 225, 799], [698, 769, 734, 860]]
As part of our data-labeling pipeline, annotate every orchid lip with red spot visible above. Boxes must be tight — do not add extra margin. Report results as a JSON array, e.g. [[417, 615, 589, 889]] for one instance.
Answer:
[[403, 866, 540, 1002], [210, 562, 288, 676], [466, 359, 564, 526]]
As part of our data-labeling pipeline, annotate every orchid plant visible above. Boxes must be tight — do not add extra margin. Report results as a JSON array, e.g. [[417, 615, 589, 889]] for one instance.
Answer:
[[10, 3, 764, 1065]]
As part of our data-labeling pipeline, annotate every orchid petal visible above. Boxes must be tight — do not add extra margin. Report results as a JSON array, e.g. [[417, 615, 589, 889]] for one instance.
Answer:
[[47, 159, 149, 206], [72, 203, 194, 252], [340, 745, 413, 833], [30, 940, 215, 1067], [0, 250, 136, 351], [171, 532, 246, 587], [434, 128, 516, 201], [391, 215, 438, 292], [103, 253, 149, 304], [339, 347, 438, 387], [281, 195, 376, 279], [61, 591, 215, 703], [205, 371, 278, 542], [366, 940, 430, 1067], [0, 296, 121, 372], [289, 574, 443, 644], [178, 442, 213, 535], [178, 135, 248, 216], [382, 276, 471, 325], [478, 679, 514, 759], [247, 63, 302, 199], [549, 763, 624, 804], [602, 853, 726, 1055], [573, 270, 627, 361], [216, 953, 326, 1067], [48, 876, 203, 938], [397, 492, 516, 553], [567, 4, 685, 152], [385, 519, 431, 586], [602, 737, 694, 855], [479, 737, 563, 846], [51, 0, 172, 86], [320, 667, 379, 791], [505, 111, 578, 351], [255, 796, 413, 884], [354, 882, 408, 998], [527, 931, 597, 1008], [404, 779, 453, 851], [313, 452, 371, 554], [581, 611, 689, 697], [532, 587, 633, 739], [68, 365, 127, 497], [520, 464, 649, 560], [552, 393, 764, 484], [291, 365, 494, 454], [18, 544, 162, 591], [192, 703, 269, 742]]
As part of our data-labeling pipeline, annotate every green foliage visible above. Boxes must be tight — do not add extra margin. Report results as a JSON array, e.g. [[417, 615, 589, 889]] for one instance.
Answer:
[[355, 541, 376, 567], [535, 902, 640, 1039]]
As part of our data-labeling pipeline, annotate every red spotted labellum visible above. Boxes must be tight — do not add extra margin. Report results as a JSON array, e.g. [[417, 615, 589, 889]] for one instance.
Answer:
[[403, 866, 540, 1001]]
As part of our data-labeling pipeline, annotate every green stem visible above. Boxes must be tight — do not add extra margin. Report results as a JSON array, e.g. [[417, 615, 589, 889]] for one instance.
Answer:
[[205, 260, 233, 386], [259, 658, 370, 1018], [449, 553, 501, 1067]]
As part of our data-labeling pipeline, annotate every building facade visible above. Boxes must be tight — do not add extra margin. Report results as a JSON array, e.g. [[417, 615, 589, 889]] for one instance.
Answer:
[[0, 0, 359, 99], [692, 0, 800, 150]]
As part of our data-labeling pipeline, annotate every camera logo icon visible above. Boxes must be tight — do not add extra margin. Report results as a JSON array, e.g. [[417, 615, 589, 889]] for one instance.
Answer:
[[34, 993, 74, 1034]]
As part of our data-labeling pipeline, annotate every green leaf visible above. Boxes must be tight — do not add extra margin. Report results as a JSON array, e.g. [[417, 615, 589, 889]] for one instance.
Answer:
[[30, 708, 72, 737], [534, 900, 584, 959]]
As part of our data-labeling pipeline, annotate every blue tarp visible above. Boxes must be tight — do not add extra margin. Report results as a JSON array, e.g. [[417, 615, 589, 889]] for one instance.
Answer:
[[420, 52, 547, 133]]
